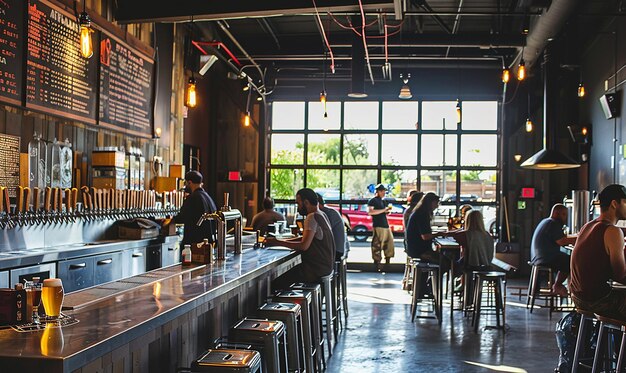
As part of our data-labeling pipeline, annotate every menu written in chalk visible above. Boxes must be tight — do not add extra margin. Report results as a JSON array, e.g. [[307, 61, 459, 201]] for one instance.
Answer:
[[0, 0, 24, 105], [99, 32, 153, 137], [0, 134, 20, 196], [26, 0, 97, 124]]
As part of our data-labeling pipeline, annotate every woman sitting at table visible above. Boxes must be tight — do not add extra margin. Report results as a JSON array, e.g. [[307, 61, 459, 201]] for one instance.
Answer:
[[406, 192, 447, 271], [442, 210, 494, 271]]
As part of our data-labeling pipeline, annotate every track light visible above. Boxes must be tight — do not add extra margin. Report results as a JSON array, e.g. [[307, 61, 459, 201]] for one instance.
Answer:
[[517, 59, 526, 81], [578, 82, 585, 98], [502, 69, 510, 84], [185, 77, 197, 108], [525, 118, 533, 132], [78, 11, 93, 59]]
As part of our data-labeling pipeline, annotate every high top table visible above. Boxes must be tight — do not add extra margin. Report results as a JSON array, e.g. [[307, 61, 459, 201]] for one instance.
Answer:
[[0, 247, 300, 373]]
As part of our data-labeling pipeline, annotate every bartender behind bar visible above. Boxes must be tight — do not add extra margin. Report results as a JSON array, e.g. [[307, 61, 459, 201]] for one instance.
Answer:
[[174, 171, 218, 245]]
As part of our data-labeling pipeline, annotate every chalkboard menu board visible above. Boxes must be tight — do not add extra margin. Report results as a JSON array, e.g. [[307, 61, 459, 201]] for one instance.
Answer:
[[99, 32, 153, 137], [0, 0, 24, 106], [26, 0, 98, 124], [0, 134, 20, 196]]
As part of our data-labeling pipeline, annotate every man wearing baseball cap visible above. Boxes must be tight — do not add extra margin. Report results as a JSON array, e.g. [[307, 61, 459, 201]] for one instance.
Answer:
[[174, 171, 218, 245], [368, 183, 394, 271], [570, 184, 626, 320]]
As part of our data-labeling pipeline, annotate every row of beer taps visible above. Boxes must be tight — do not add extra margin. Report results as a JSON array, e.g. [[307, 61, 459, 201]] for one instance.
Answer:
[[0, 186, 185, 228]]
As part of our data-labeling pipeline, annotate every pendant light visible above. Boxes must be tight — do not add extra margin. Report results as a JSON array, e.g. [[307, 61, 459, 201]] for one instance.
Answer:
[[455, 99, 462, 124], [525, 90, 533, 132], [398, 73, 412, 99], [577, 83, 585, 98], [185, 77, 197, 108], [243, 85, 251, 127], [77, 2, 93, 59], [517, 59, 526, 81], [502, 68, 510, 84]]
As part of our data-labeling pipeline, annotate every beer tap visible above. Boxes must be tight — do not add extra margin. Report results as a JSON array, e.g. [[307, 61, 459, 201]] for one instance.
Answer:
[[23, 187, 33, 226], [43, 187, 51, 224], [57, 188, 63, 223], [32, 187, 42, 225], [71, 187, 78, 222], [15, 186, 25, 227], [63, 188, 72, 223], [50, 188, 58, 224], [81, 186, 93, 222], [0, 187, 6, 229]]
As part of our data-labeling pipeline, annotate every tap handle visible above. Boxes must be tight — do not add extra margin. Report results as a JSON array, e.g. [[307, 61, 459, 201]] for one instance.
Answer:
[[71, 188, 78, 211], [33, 187, 40, 212], [3, 188, 10, 215], [0, 187, 4, 214], [64, 188, 71, 212], [56, 188, 63, 213], [44, 187, 52, 213], [80, 186, 90, 210], [15, 186, 23, 214], [23, 187, 31, 213]]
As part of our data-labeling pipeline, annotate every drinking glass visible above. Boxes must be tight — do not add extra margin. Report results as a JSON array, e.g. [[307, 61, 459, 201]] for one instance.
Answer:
[[41, 278, 64, 320], [27, 281, 43, 325]]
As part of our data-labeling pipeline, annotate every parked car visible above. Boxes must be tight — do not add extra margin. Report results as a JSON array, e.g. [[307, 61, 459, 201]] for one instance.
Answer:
[[441, 194, 480, 203], [337, 201, 406, 242]]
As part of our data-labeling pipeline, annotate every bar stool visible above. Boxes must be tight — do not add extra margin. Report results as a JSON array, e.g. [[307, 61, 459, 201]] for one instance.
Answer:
[[257, 302, 306, 373], [290, 282, 327, 368], [335, 257, 349, 325], [229, 318, 288, 373], [526, 263, 554, 313], [191, 349, 262, 373], [410, 260, 441, 323], [471, 271, 506, 332], [318, 272, 336, 356], [273, 289, 319, 373], [592, 314, 626, 372], [572, 309, 597, 373]]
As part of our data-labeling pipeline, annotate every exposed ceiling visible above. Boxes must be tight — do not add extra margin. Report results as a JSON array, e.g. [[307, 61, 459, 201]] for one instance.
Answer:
[[115, 0, 623, 95]]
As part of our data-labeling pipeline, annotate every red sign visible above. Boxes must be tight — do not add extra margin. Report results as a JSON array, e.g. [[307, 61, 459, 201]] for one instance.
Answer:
[[521, 187, 536, 199], [228, 171, 241, 181]]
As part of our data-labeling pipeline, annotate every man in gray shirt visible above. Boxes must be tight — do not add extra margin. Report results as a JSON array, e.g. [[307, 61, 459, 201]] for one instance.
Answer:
[[317, 193, 349, 260], [251, 197, 286, 235]]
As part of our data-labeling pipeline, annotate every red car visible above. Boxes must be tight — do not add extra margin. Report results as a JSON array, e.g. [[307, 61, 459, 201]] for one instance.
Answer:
[[330, 203, 406, 242]]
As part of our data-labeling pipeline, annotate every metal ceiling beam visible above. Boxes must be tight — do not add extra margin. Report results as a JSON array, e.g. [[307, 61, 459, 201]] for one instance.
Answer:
[[114, 0, 394, 23], [415, 0, 453, 33]]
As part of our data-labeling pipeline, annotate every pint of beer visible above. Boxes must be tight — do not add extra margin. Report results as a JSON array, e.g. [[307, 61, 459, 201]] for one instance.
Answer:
[[42, 278, 64, 318]]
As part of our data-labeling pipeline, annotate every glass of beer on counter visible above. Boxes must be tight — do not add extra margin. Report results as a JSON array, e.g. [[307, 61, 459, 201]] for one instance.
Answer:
[[42, 278, 64, 320], [26, 277, 43, 324]]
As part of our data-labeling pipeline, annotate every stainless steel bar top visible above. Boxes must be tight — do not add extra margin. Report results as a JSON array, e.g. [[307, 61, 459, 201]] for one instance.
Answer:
[[0, 247, 300, 371]]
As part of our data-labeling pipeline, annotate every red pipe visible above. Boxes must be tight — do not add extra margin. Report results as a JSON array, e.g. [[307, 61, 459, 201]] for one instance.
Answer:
[[192, 41, 242, 67]]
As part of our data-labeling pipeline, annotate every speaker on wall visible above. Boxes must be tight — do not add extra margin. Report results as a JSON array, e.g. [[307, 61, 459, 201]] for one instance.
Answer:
[[599, 93, 619, 119]]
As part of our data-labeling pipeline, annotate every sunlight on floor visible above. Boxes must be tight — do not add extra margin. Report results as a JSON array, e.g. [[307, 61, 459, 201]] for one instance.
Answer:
[[464, 361, 528, 372]]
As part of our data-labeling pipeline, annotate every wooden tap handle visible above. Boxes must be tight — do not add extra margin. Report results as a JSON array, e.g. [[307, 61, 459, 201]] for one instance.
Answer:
[[57, 188, 63, 212], [15, 186, 23, 214], [91, 188, 99, 210], [51, 188, 59, 213], [71, 188, 78, 211], [44, 187, 52, 212], [64, 188, 71, 212], [0, 188, 5, 213], [33, 187, 40, 212], [3, 188, 9, 214], [23, 187, 31, 212]]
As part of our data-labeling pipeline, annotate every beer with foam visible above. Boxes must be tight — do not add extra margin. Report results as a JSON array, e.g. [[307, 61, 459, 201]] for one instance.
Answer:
[[42, 278, 64, 318]]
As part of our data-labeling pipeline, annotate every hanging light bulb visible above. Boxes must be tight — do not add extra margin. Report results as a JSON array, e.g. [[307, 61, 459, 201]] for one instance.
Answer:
[[256, 96, 262, 101], [578, 82, 586, 98], [185, 77, 197, 108], [455, 99, 462, 124], [244, 112, 251, 127], [581, 126, 588, 136], [502, 68, 510, 84], [525, 118, 533, 132], [319, 90, 328, 118], [243, 84, 250, 92], [398, 73, 413, 100], [78, 11, 93, 59], [517, 59, 526, 81]]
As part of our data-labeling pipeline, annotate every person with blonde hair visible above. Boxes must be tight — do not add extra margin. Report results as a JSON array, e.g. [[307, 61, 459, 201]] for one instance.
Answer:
[[442, 209, 494, 270]]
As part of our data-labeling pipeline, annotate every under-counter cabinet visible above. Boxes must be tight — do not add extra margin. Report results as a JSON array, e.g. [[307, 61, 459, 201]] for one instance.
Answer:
[[123, 247, 146, 278], [0, 271, 8, 288], [58, 257, 95, 293], [9, 263, 56, 285], [94, 251, 123, 285]]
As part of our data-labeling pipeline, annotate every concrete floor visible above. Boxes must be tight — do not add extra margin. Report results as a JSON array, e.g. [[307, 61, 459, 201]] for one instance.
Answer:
[[326, 271, 563, 373]]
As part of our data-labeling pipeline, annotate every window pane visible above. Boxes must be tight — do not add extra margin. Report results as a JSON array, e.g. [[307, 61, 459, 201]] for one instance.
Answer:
[[421, 135, 458, 166], [420, 170, 456, 198], [309, 102, 341, 130], [382, 102, 419, 129], [344, 102, 379, 130], [342, 169, 378, 199], [307, 169, 340, 199], [343, 134, 378, 165], [307, 134, 340, 165], [270, 169, 304, 199], [421, 101, 458, 130], [460, 170, 497, 202], [382, 169, 418, 198], [382, 134, 417, 166], [461, 135, 497, 166], [272, 102, 305, 130], [270, 134, 304, 165], [274, 202, 298, 225], [462, 101, 498, 130]]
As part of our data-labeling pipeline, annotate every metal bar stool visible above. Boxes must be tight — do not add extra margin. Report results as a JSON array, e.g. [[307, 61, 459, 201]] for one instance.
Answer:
[[592, 314, 626, 373], [335, 256, 349, 325], [471, 271, 506, 332], [191, 349, 262, 373], [257, 302, 306, 373], [572, 309, 598, 373], [318, 272, 336, 357], [273, 289, 320, 373], [229, 318, 288, 373], [526, 263, 555, 313], [290, 282, 327, 369], [410, 260, 441, 323]]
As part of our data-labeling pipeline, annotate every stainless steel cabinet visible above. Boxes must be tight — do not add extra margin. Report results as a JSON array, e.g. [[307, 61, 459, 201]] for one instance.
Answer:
[[162, 236, 181, 267], [0, 271, 8, 288], [58, 257, 95, 293], [147, 245, 161, 271], [123, 247, 146, 278], [10, 263, 56, 286], [94, 252, 123, 285]]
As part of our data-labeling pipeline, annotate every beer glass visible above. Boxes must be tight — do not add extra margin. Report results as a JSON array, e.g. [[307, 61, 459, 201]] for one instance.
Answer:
[[42, 278, 64, 319], [26, 280, 43, 324]]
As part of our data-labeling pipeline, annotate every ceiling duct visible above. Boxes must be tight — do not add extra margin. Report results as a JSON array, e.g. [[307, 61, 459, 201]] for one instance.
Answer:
[[521, 44, 579, 170], [348, 16, 367, 98]]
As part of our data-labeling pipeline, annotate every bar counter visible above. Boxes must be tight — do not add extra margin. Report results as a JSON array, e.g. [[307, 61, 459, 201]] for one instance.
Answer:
[[0, 247, 300, 373]]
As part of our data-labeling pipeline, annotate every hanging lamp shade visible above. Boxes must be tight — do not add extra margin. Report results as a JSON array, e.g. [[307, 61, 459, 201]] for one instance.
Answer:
[[398, 73, 412, 100]]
